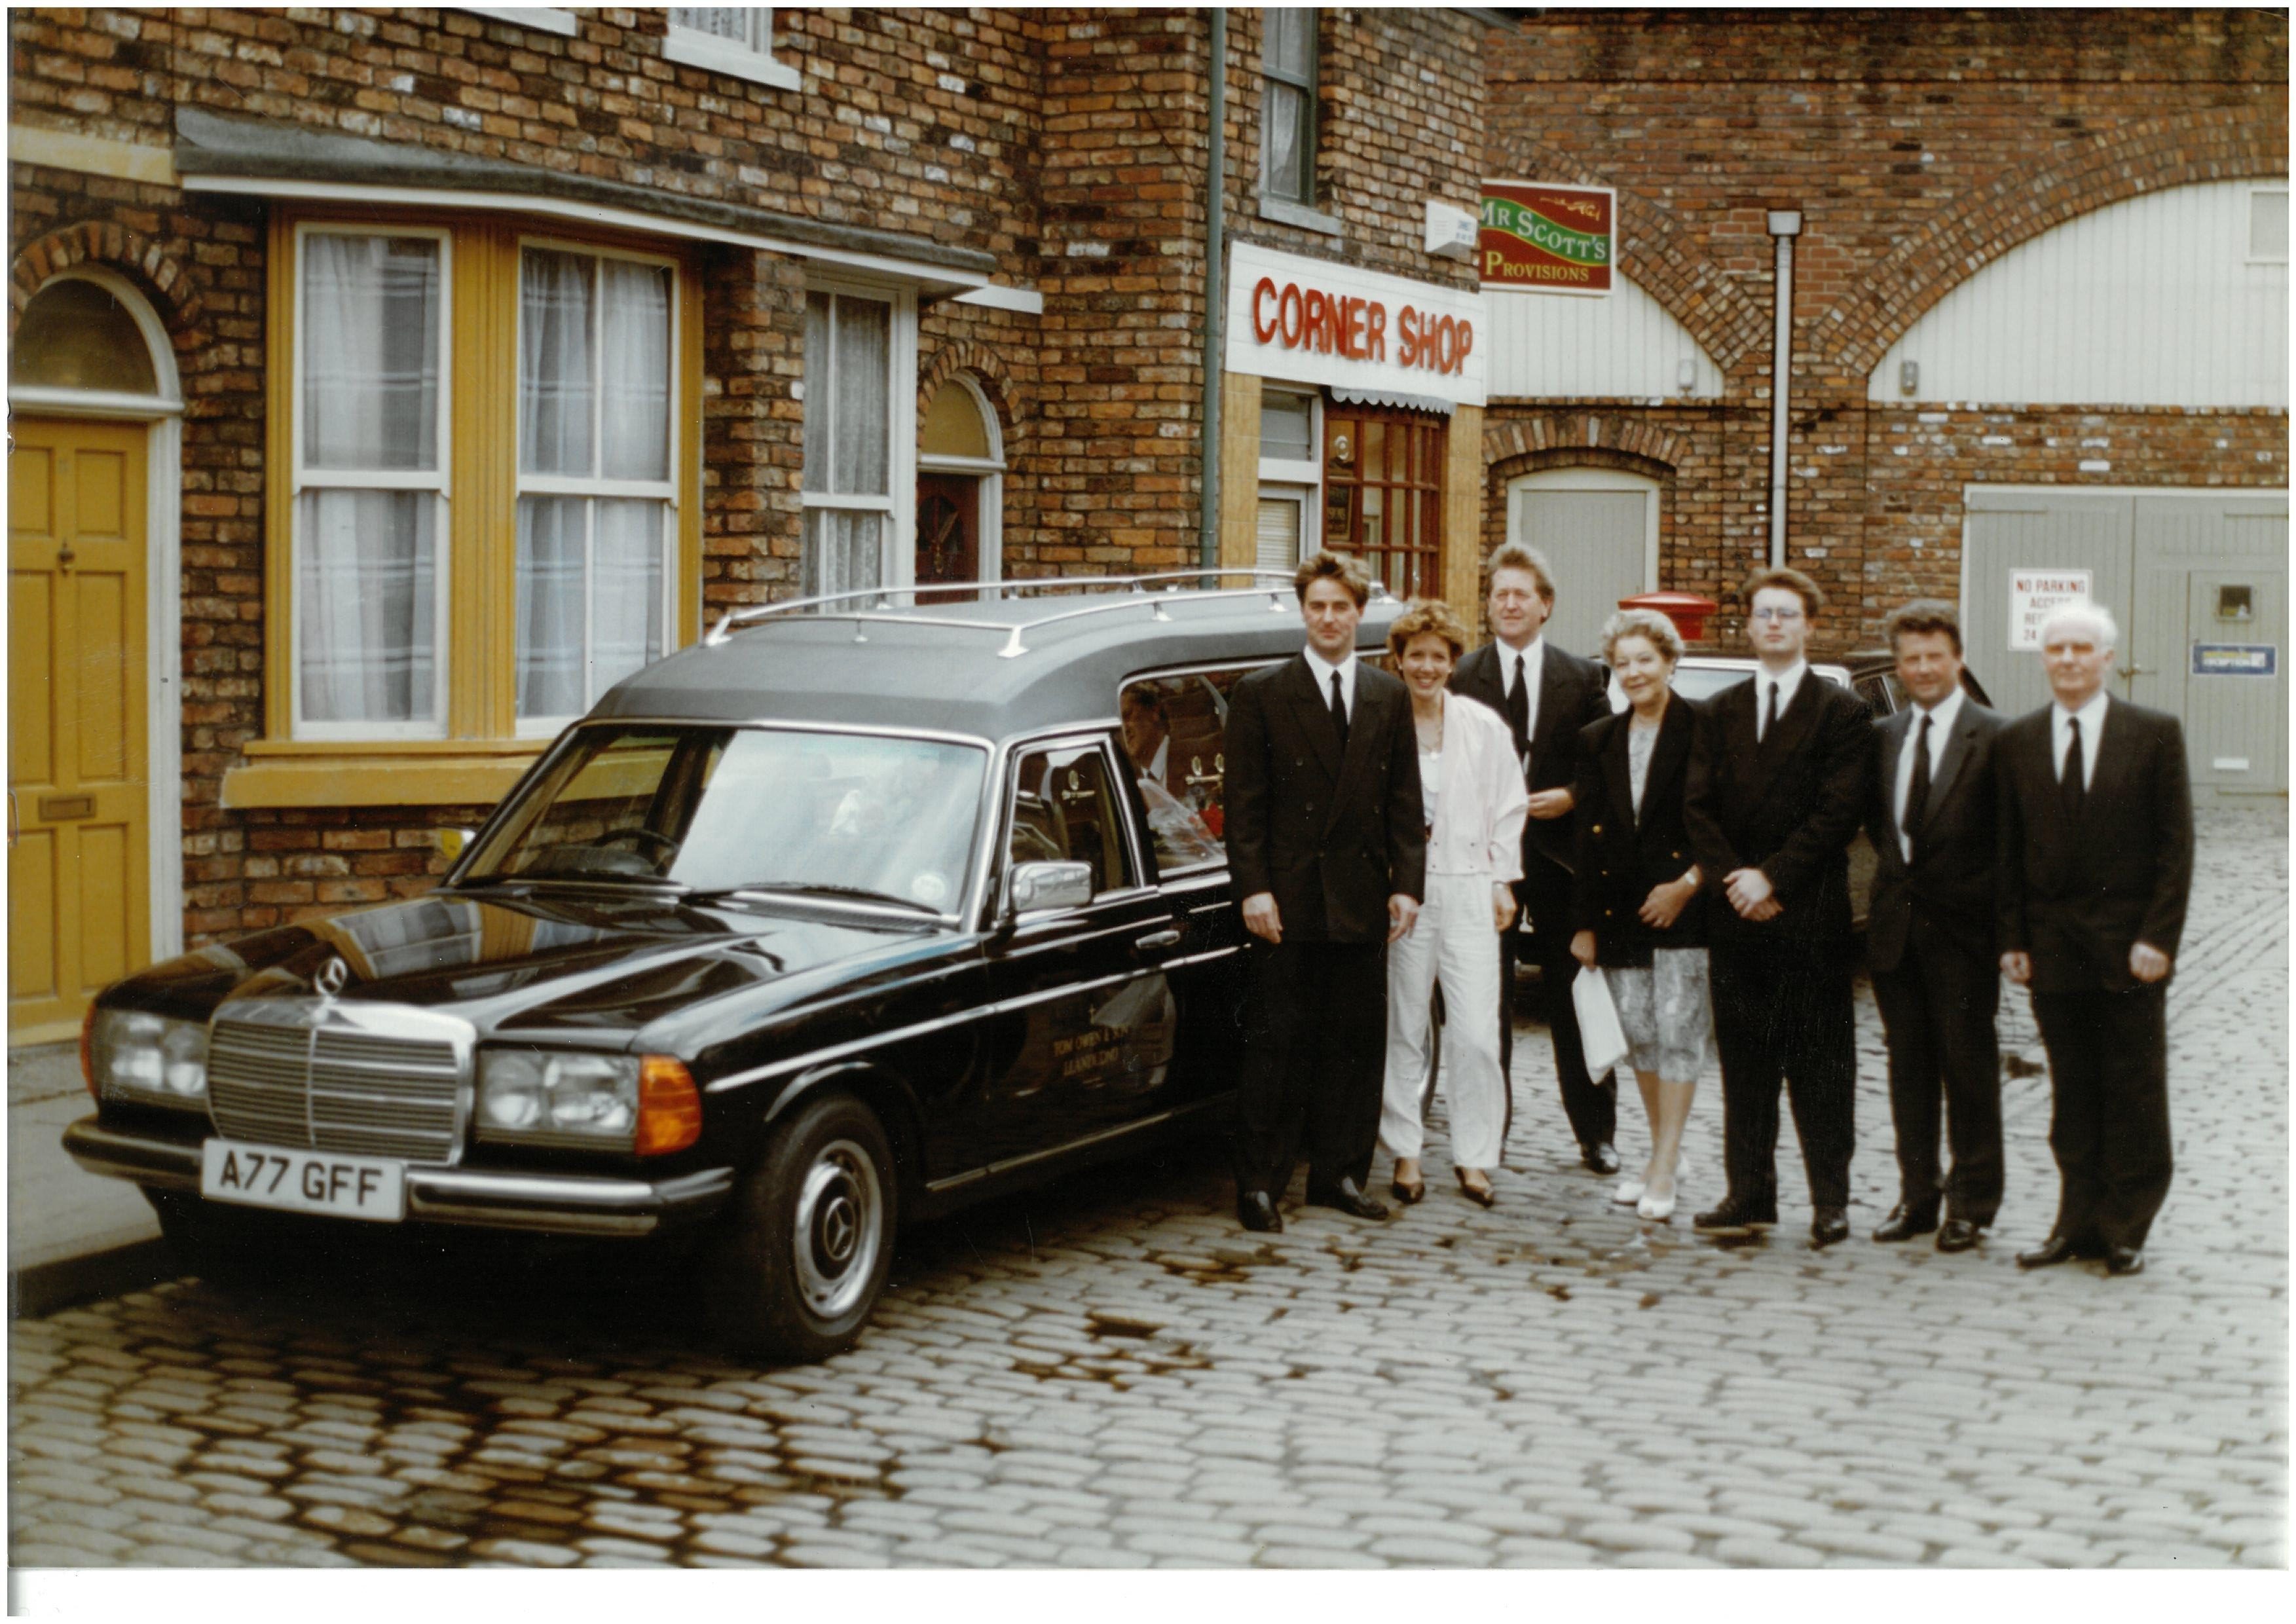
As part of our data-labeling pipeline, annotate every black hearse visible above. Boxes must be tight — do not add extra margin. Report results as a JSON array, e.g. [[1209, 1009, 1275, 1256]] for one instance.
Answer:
[[67, 574, 1404, 1359]]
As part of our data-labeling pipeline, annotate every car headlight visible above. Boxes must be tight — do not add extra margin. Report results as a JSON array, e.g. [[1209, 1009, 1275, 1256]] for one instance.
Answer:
[[88, 1008, 210, 1111], [477, 1049, 641, 1149]]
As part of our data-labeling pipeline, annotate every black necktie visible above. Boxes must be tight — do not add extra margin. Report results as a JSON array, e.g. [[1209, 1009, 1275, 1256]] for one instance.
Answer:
[[1329, 670, 1349, 751], [1505, 654, 1530, 763], [1902, 712, 1932, 855], [1762, 680, 1781, 743], [2062, 715, 2085, 822]]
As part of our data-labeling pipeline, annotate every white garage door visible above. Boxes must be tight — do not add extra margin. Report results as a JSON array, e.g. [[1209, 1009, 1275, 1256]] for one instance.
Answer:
[[1506, 469, 1656, 662]]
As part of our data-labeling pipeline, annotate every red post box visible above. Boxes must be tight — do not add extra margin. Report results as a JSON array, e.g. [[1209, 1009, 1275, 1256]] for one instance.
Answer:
[[1618, 591, 1718, 643]]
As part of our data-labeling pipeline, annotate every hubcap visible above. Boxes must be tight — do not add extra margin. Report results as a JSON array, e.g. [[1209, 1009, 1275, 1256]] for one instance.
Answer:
[[791, 1138, 883, 1321]]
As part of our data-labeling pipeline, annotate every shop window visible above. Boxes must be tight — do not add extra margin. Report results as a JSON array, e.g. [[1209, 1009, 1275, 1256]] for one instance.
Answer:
[[265, 217, 699, 767], [802, 290, 897, 597], [665, 7, 802, 92], [1259, 388, 1316, 462], [1261, 9, 1319, 207], [1322, 405, 1445, 599]]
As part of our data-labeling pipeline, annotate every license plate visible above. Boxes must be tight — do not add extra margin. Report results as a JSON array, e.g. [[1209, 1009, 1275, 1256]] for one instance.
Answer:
[[200, 1139, 407, 1223]]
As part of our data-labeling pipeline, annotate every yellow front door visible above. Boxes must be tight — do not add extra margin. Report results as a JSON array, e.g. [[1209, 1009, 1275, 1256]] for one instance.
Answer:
[[9, 417, 151, 1039]]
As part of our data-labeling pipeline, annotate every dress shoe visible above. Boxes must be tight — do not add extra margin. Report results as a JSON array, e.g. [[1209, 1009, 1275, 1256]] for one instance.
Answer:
[[1456, 1169, 1497, 1208], [1637, 1185, 1676, 1222], [1305, 1177, 1390, 1221], [1581, 1142, 1622, 1175], [1610, 1179, 1647, 1206], [1236, 1191, 1283, 1233], [2104, 1245, 2145, 1277], [1692, 1196, 1777, 1234], [2016, 1233, 2082, 1268], [1389, 1175, 1426, 1205], [1934, 1218, 1984, 1253], [1871, 1202, 1940, 1244], [1809, 1208, 1850, 1249]]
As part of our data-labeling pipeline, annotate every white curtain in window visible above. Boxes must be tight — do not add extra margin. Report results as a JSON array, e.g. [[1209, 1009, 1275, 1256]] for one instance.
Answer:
[[670, 7, 763, 46], [521, 248, 593, 475], [297, 233, 441, 724], [601, 262, 670, 481], [516, 496, 586, 719], [1266, 85, 1305, 202], [802, 510, 883, 597], [303, 234, 439, 470], [299, 490, 436, 722], [832, 297, 889, 496], [594, 498, 665, 691], [516, 250, 672, 720]]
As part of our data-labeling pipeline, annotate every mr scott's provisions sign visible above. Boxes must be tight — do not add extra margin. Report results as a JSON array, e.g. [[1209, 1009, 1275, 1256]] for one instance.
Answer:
[[1479, 181, 1614, 295]]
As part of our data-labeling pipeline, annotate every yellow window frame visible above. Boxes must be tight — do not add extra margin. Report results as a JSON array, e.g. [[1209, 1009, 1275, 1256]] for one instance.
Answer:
[[231, 208, 705, 810]]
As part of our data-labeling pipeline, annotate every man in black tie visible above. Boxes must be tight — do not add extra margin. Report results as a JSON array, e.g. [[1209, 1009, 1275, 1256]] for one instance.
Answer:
[[1684, 566, 1870, 1247], [1223, 550, 1426, 1232], [1864, 602, 2007, 1253], [1449, 544, 1618, 1173], [1996, 599, 2192, 1277]]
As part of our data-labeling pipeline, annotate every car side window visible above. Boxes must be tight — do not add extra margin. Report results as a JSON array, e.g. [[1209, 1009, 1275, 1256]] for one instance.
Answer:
[[1118, 669, 1251, 874], [1008, 743, 1137, 898]]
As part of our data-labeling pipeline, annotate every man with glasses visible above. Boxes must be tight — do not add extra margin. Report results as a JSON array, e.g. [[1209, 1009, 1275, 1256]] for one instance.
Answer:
[[1451, 544, 1619, 1175], [1684, 566, 1872, 1247]]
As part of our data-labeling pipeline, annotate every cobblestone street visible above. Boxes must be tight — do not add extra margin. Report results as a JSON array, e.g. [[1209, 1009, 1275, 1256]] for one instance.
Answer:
[[9, 808, 2286, 1569]]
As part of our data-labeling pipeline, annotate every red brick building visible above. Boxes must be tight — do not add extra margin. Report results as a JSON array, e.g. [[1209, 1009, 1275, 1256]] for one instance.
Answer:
[[7, 6, 1491, 1029], [8, 9, 2287, 1033]]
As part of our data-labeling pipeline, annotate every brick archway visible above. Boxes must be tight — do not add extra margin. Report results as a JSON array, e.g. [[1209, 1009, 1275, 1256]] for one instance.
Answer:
[[9, 221, 207, 351], [1822, 109, 2289, 377], [1485, 134, 1773, 373], [918, 339, 1022, 435], [1484, 412, 1688, 472]]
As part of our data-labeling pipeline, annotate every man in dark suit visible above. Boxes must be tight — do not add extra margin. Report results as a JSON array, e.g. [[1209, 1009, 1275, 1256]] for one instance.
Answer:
[[1450, 543, 1619, 1173], [1684, 566, 1871, 1247], [1997, 599, 2192, 1277], [1864, 601, 2007, 1253], [1224, 549, 1425, 1232]]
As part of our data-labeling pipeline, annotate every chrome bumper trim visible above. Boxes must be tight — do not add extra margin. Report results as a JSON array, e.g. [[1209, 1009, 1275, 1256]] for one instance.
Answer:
[[62, 1116, 732, 1238]]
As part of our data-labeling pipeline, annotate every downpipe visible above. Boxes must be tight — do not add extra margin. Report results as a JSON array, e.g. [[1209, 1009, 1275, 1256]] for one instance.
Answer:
[[1766, 209, 1802, 570]]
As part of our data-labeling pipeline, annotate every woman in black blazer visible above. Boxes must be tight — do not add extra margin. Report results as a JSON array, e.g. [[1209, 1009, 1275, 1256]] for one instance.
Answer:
[[1569, 608, 1712, 1221]]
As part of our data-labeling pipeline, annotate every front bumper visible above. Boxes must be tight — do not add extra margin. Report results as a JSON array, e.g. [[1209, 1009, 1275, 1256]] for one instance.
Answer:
[[62, 1115, 735, 1238]]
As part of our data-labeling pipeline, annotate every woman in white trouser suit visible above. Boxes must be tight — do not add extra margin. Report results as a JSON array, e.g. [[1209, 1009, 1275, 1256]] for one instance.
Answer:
[[1379, 600, 1530, 1207]]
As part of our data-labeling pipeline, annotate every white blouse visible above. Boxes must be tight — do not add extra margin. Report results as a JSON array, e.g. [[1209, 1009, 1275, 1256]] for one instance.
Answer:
[[1423, 694, 1530, 880]]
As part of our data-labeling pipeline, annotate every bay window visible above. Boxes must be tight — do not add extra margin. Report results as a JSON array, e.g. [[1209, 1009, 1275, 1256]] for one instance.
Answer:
[[256, 213, 699, 804]]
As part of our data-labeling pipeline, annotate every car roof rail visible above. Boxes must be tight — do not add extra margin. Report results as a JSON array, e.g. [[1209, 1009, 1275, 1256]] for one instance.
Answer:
[[701, 568, 1393, 656]]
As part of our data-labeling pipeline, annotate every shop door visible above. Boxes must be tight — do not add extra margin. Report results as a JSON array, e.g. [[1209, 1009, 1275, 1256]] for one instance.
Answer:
[[916, 473, 980, 596], [1508, 470, 1656, 660], [1322, 405, 1445, 599], [9, 418, 151, 1037]]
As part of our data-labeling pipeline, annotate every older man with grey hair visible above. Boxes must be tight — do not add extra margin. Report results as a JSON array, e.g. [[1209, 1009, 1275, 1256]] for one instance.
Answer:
[[1995, 598, 2193, 1277]]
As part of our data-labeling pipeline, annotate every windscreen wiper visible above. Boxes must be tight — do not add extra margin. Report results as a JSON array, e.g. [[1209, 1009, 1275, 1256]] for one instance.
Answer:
[[720, 881, 943, 914]]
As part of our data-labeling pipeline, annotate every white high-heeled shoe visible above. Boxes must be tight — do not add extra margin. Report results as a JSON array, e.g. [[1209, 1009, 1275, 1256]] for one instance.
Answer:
[[1637, 1185, 1677, 1221], [1611, 1179, 1646, 1206]]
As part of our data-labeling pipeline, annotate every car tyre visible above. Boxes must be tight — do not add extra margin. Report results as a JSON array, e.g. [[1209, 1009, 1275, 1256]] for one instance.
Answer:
[[706, 1093, 897, 1363]]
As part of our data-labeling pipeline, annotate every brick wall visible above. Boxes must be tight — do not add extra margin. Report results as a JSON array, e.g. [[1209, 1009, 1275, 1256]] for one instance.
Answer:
[[1479, 8, 2289, 647]]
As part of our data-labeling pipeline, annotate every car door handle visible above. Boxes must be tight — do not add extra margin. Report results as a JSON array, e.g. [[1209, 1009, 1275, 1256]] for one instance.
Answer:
[[1134, 929, 1183, 952]]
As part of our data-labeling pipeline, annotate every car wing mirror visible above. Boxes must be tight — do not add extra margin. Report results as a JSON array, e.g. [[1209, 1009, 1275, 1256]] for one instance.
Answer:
[[1004, 860, 1094, 921]]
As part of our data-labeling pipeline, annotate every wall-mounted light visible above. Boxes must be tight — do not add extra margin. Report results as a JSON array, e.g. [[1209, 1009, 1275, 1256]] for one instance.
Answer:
[[1676, 356, 1697, 396], [1898, 360, 1919, 396]]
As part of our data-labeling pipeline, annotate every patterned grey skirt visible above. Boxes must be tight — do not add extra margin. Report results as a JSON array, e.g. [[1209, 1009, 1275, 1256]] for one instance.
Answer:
[[1605, 946, 1714, 1085]]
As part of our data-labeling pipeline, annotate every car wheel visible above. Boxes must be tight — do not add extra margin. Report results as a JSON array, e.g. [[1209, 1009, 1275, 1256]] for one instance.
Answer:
[[706, 1093, 897, 1363]]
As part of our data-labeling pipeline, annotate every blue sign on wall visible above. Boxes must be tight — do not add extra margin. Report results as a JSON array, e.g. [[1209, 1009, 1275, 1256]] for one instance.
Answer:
[[2191, 644, 2278, 677]]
